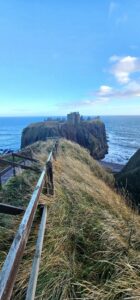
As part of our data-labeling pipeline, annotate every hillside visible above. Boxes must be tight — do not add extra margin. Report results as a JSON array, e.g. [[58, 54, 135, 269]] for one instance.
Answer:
[[116, 148, 140, 206], [21, 118, 108, 160], [1, 140, 140, 299]]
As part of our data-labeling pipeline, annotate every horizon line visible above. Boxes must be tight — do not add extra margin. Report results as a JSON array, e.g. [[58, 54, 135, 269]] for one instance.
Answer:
[[0, 114, 140, 118]]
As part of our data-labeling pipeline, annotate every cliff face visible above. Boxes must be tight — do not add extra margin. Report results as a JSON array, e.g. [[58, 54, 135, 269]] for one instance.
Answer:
[[21, 119, 108, 160], [115, 149, 140, 206]]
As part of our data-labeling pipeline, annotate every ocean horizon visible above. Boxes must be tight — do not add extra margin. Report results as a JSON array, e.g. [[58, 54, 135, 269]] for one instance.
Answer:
[[0, 115, 140, 165]]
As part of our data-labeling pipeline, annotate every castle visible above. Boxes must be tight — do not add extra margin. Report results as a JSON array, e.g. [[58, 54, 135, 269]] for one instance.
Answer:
[[67, 112, 80, 125]]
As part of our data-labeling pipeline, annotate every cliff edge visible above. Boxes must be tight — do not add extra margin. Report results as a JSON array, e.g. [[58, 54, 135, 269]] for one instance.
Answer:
[[21, 115, 108, 160], [115, 148, 140, 206]]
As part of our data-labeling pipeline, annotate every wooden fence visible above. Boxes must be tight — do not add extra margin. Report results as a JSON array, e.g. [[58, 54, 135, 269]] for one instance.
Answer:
[[0, 139, 59, 300], [0, 152, 39, 188]]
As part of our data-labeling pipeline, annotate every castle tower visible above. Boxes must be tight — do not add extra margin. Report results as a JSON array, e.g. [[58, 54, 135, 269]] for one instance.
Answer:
[[67, 112, 80, 125]]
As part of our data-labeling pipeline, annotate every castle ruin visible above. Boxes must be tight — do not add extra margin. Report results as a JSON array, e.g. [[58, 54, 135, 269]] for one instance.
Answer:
[[67, 112, 80, 125]]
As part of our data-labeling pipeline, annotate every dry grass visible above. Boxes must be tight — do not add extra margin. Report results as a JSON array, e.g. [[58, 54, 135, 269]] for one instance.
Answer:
[[1, 139, 140, 299]]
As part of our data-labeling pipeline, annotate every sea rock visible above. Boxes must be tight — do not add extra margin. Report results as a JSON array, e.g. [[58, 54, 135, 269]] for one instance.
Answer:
[[21, 118, 108, 160], [115, 149, 140, 206]]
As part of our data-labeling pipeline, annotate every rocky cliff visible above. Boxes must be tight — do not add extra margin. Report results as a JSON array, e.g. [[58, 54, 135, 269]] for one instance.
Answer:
[[21, 119, 108, 160], [115, 148, 140, 206]]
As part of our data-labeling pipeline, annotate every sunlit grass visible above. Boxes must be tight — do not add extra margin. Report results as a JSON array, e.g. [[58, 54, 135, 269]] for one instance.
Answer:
[[1, 139, 140, 299]]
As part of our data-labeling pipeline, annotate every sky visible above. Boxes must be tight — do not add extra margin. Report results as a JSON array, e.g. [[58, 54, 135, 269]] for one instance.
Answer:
[[0, 0, 140, 116]]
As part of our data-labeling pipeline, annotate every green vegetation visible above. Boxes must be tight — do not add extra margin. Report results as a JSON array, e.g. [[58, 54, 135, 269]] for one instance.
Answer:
[[0, 139, 140, 299], [116, 149, 140, 207]]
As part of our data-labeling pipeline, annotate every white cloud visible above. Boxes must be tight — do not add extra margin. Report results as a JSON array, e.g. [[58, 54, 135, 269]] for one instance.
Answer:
[[98, 85, 113, 96], [110, 55, 140, 83], [77, 80, 140, 108], [123, 81, 140, 97], [96, 81, 140, 99], [83, 97, 109, 105], [71, 55, 140, 109]]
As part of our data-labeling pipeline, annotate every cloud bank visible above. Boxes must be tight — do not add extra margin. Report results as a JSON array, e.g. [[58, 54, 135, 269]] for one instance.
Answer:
[[81, 55, 140, 106], [110, 55, 140, 84]]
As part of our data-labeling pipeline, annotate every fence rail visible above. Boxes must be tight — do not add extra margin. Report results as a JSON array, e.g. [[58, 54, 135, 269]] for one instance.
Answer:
[[0, 203, 25, 215], [0, 151, 40, 188], [13, 153, 38, 162], [25, 205, 47, 300], [0, 166, 12, 188], [0, 139, 59, 300]]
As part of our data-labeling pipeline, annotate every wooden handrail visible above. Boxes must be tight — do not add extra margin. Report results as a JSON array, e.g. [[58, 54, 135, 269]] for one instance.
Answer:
[[0, 203, 25, 215], [0, 158, 39, 173], [0, 168, 46, 300], [0, 165, 12, 177], [13, 153, 38, 163], [25, 205, 47, 300], [0, 140, 59, 300]]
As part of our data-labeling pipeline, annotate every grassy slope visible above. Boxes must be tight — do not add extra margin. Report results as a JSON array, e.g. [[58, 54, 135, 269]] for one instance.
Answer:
[[1, 139, 140, 299]]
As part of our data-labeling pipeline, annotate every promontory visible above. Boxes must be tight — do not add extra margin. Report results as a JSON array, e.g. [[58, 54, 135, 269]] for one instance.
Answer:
[[21, 112, 108, 160]]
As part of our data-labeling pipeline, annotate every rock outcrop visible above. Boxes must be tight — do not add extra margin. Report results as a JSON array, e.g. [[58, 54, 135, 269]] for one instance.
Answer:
[[21, 118, 108, 160], [115, 149, 140, 206]]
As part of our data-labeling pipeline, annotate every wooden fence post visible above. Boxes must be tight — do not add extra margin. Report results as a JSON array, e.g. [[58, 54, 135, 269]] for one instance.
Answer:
[[52, 140, 59, 160], [55, 140, 59, 154], [52, 148, 56, 160], [46, 161, 54, 195]]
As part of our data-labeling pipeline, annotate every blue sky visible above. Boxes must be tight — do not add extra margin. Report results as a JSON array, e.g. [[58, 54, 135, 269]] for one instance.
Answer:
[[0, 0, 140, 116]]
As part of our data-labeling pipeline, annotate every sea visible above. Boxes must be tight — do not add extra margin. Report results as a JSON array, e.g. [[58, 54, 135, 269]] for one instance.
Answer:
[[0, 116, 140, 165]]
